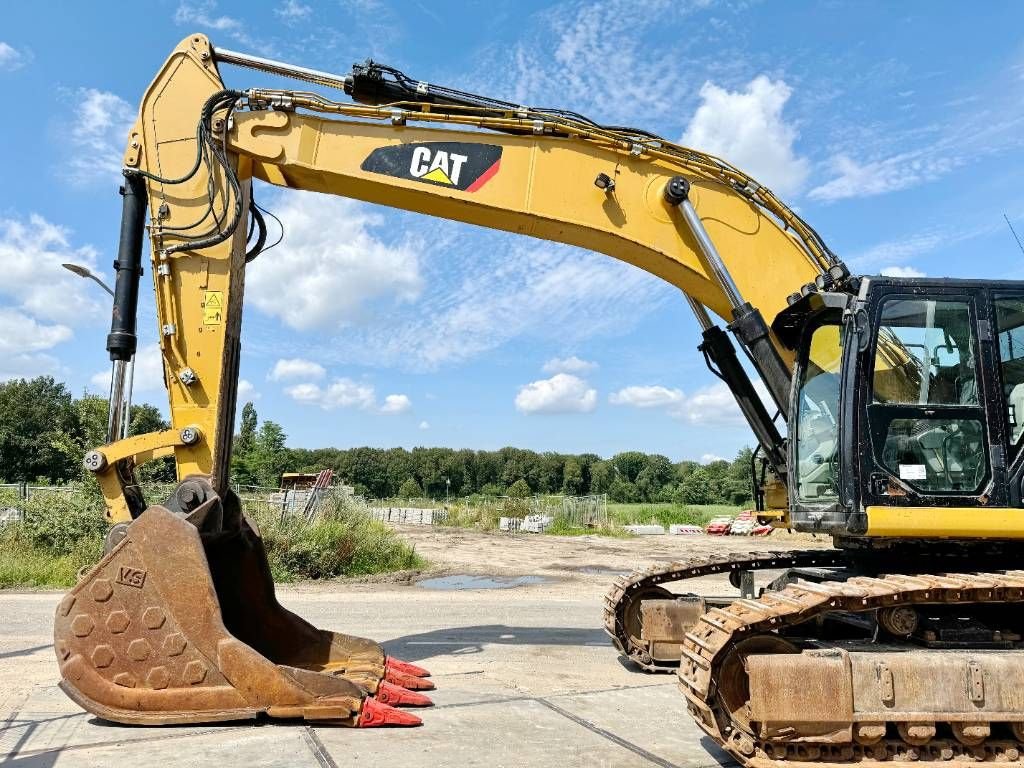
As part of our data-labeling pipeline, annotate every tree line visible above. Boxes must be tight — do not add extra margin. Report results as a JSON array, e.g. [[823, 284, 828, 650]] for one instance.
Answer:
[[232, 404, 755, 505], [0, 378, 754, 506]]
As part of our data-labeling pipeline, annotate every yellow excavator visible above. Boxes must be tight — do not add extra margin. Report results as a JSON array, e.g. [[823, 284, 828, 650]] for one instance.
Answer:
[[55, 34, 1024, 762]]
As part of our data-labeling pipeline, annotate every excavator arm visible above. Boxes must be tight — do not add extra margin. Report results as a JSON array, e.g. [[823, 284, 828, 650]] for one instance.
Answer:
[[90, 34, 846, 523]]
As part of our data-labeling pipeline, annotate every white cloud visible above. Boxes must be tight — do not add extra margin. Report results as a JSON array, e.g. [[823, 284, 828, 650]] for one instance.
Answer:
[[418, 420, 430, 430], [610, 380, 773, 427], [284, 377, 408, 414], [0, 309, 71, 355], [0, 213, 106, 331], [284, 382, 325, 405], [542, 355, 597, 375], [63, 89, 135, 186], [514, 373, 597, 414], [678, 381, 764, 426], [380, 394, 412, 414], [246, 193, 423, 331], [0, 353, 62, 383], [682, 76, 809, 196], [0, 42, 25, 72], [237, 379, 259, 400], [849, 231, 945, 271], [268, 357, 326, 381], [275, 0, 311, 20], [808, 152, 960, 203], [701, 453, 725, 464], [312, 238, 668, 371], [846, 220, 1001, 275], [880, 265, 925, 278], [487, 0, 710, 125], [90, 344, 167, 394], [174, 1, 276, 55], [174, 0, 241, 30], [609, 385, 684, 409]]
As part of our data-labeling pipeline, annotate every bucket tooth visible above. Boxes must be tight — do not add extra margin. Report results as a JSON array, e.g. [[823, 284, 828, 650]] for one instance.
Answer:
[[358, 697, 423, 727], [386, 656, 431, 678], [53, 487, 393, 727], [374, 681, 433, 708], [385, 668, 436, 691]]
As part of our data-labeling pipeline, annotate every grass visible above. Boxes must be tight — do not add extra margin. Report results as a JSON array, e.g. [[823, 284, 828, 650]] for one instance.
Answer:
[[0, 532, 102, 588], [542, 516, 634, 538], [0, 489, 106, 588], [608, 502, 743, 529], [252, 495, 425, 582], [0, 488, 425, 588]]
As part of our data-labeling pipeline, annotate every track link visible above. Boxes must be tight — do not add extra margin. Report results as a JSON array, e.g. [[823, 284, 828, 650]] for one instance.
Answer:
[[602, 549, 848, 671], [679, 569, 1024, 766]]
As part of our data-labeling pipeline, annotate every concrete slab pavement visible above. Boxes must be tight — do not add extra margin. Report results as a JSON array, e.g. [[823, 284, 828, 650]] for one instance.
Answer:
[[0, 580, 734, 768]]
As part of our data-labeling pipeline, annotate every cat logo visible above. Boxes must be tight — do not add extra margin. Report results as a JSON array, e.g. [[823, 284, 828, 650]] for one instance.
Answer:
[[361, 142, 502, 192]]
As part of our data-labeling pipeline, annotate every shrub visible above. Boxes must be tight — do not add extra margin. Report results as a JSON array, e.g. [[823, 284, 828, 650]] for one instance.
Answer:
[[252, 493, 424, 580], [397, 478, 423, 500], [22, 490, 106, 554]]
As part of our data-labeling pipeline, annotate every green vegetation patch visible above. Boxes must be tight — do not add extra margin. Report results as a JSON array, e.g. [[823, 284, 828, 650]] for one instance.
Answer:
[[608, 502, 743, 529], [0, 491, 105, 588], [251, 494, 425, 582], [0, 489, 425, 588]]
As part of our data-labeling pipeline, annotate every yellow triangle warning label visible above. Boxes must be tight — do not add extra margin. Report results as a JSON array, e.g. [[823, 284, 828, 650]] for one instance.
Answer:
[[204, 291, 224, 325], [422, 167, 453, 184]]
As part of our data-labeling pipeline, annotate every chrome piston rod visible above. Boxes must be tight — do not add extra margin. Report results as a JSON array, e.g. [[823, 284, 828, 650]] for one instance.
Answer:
[[666, 177, 793, 419]]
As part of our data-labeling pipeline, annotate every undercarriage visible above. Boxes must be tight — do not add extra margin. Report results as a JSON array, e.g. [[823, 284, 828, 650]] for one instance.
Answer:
[[604, 550, 1024, 765]]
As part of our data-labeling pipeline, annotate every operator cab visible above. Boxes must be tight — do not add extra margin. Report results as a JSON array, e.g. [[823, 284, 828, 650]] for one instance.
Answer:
[[774, 277, 1024, 541]]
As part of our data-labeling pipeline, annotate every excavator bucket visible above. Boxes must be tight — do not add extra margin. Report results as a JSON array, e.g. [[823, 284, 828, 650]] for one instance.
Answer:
[[54, 479, 430, 727]]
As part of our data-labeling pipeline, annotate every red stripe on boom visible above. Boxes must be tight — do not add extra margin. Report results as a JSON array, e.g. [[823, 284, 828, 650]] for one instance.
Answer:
[[465, 159, 501, 192]]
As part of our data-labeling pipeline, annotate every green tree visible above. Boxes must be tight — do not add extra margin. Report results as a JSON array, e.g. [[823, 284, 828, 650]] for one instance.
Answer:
[[681, 467, 713, 505], [612, 451, 647, 483], [397, 477, 423, 499], [236, 402, 258, 455], [251, 420, 289, 487], [480, 482, 505, 496], [608, 477, 640, 503], [562, 458, 583, 495], [0, 377, 81, 482], [128, 403, 175, 483], [507, 478, 532, 498], [589, 459, 613, 494]]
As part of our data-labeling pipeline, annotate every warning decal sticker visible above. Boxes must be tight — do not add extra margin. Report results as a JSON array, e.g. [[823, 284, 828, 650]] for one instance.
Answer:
[[360, 142, 502, 192], [204, 291, 224, 325]]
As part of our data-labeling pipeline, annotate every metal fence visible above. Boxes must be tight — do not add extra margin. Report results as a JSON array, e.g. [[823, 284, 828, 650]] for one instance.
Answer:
[[561, 494, 608, 527], [0, 483, 79, 500]]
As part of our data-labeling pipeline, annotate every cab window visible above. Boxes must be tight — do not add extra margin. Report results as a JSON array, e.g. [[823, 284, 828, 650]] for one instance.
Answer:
[[870, 298, 985, 493], [795, 323, 842, 503], [872, 299, 978, 406], [995, 297, 1024, 451]]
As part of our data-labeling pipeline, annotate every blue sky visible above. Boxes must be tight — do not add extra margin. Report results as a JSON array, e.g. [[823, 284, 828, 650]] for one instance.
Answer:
[[2, 1, 1024, 462]]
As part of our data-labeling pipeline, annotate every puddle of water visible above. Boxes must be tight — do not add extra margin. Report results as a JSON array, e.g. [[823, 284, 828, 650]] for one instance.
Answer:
[[417, 574, 548, 591]]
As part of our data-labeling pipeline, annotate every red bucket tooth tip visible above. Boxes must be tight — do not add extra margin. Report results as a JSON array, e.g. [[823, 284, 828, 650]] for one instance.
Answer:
[[386, 656, 431, 678], [375, 681, 434, 708], [385, 668, 435, 691], [358, 697, 422, 727]]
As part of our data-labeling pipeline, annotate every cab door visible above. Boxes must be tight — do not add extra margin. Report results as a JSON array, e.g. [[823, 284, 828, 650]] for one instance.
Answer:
[[859, 286, 1005, 509]]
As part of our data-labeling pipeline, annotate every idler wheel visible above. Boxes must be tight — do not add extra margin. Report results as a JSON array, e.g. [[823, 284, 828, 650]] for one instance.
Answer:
[[715, 634, 799, 735]]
